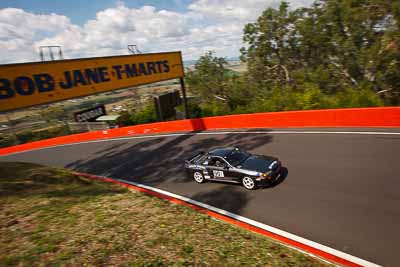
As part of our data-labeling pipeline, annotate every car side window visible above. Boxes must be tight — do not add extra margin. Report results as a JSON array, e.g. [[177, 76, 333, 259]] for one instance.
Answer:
[[208, 157, 217, 166], [202, 157, 228, 168], [213, 158, 229, 168], [202, 156, 215, 166], [199, 155, 209, 165], [217, 159, 227, 168]]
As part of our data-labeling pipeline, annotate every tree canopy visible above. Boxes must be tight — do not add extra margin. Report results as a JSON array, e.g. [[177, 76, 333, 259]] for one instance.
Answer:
[[241, 0, 400, 104]]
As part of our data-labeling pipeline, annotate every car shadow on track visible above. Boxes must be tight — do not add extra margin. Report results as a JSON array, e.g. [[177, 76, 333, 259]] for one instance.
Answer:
[[186, 167, 288, 215]]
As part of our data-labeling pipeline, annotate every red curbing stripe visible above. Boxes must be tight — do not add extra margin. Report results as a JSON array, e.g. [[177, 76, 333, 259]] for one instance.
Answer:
[[75, 172, 364, 267]]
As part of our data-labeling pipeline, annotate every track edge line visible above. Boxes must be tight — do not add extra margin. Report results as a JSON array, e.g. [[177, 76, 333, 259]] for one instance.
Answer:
[[73, 171, 381, 267]]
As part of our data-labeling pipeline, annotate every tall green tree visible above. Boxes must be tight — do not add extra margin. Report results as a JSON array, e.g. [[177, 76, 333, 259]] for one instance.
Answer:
[[186, 51, 231, 102], [241, 2, 299, 88], [241, 0, 400, 104]]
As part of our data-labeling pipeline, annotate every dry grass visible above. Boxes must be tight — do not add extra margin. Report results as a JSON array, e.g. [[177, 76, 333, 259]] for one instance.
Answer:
[[0, 162, 332, 266]]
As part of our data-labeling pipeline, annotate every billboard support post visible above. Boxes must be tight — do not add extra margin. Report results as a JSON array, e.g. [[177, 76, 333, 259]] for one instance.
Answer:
[[180, 77, 189, 119], [154, 96, 163, 121]]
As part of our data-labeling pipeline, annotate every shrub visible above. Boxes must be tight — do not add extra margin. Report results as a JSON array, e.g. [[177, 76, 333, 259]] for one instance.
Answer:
[[116, 103, 157, 127], [335, 88, 384, 108], [0, 134, 18, 148], [16, 125, 71, 144]]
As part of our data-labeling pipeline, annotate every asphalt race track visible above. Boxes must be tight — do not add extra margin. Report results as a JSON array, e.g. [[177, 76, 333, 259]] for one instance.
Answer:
[[1, 128, 400, 266]]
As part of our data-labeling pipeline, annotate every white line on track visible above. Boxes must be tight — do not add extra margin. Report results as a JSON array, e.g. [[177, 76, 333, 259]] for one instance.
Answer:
[[1, 130, 400, 156], [115, 177, 381, 267]]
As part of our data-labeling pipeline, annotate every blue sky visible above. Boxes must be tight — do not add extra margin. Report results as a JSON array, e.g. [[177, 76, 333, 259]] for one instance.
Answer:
[[0, 0, 192, 25], [0, 0, 313, 63]]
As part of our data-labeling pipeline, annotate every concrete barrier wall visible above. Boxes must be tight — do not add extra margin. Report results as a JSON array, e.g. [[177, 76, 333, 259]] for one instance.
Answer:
[[1, 107, 399, 156]]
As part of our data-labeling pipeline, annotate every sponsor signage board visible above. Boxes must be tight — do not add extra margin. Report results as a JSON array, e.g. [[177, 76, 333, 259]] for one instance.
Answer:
[[74, 105, 106, 122], [0, 52, 184, 112]]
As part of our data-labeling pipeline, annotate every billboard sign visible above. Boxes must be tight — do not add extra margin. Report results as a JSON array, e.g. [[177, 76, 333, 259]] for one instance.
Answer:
[[0, 52, 184, 112], [74, 105, 106, 122]]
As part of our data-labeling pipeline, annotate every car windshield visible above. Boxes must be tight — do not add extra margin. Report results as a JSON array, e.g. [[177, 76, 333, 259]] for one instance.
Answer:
[[225, 149, 250, 166]]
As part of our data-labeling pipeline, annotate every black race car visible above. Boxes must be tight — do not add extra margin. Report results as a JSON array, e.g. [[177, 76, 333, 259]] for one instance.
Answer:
[[184, 147, 283, 190]]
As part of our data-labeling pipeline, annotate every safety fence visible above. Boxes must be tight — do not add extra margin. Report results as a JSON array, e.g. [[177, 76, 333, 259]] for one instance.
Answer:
[[1, 107, 399, 156]]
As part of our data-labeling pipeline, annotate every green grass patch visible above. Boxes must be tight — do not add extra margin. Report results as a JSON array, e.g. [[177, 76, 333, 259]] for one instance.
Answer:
[[0, 162, 332, 266]]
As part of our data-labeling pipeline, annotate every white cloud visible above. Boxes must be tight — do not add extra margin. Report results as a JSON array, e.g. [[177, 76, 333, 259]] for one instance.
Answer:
[[0, 8, 72, 62], [0, 0, 313, 64], [188, 0, 313, 21]]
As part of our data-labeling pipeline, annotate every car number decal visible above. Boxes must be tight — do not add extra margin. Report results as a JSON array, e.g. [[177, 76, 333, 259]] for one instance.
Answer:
[[213, 170, 224, 178]]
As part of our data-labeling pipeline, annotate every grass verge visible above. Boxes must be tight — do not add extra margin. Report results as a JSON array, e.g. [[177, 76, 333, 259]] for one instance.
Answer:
[[0, 162, 331, 266]]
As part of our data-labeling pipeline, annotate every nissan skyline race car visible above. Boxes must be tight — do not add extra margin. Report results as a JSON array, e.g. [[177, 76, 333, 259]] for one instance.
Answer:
[[184, 147, 283, 190]]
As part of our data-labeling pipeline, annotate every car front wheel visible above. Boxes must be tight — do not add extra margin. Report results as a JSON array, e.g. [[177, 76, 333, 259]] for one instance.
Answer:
[[242, 176, 257, 190], [193, 171, 205, 183]]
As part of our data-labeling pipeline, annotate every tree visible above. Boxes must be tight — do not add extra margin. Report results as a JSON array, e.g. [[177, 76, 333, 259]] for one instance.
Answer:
[[240, 0, 400, 104], [185, 51, 231, 102], [116, 103, 157, 126], [241, 2, 300, 88]]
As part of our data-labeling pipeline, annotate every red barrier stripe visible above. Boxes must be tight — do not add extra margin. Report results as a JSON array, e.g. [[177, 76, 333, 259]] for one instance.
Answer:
[[75, 172, 362, 267], [1, 107, 399, 156]]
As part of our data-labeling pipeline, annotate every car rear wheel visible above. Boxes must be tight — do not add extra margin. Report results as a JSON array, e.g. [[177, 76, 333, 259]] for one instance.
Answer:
[[193, 171, 205, 183], [242, 176, 257, 190]]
